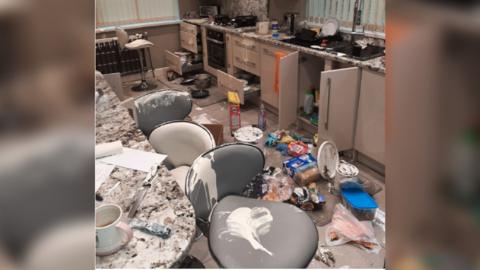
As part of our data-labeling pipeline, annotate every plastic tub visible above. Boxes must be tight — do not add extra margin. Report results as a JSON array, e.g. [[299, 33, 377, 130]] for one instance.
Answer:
[[340, 187, 378, 221]]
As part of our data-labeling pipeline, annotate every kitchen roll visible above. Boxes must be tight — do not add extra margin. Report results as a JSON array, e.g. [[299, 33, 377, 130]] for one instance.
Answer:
[[95, 141, 123, 159]]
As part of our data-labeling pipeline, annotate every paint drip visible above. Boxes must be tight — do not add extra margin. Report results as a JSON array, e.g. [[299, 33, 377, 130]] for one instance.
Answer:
[[219, 207, 274, 256]]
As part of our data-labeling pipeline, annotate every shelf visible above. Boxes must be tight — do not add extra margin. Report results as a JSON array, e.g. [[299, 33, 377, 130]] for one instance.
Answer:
[[298, 115, 318, 128]]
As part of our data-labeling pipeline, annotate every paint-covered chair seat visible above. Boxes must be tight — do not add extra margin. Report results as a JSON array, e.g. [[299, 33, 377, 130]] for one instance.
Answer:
[[209, 195, 318, 268]]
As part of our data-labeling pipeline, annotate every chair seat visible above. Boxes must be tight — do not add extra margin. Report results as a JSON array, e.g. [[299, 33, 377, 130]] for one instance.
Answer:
[[209, 195, 318, 268], [125, 39, 154, 50]]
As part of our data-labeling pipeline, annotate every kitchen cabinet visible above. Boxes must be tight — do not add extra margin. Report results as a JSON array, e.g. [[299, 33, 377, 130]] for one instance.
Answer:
[[277, 51, 300, 129], [231, 36, 261, 76], [318, 67, 360, 151], [354, 70, 385, 164], [180, 22, 200, 54], [260, 44, 293, 109]]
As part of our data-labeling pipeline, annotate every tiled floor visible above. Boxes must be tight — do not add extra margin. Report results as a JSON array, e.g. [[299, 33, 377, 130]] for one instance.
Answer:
[[121, 75, 386, 268]]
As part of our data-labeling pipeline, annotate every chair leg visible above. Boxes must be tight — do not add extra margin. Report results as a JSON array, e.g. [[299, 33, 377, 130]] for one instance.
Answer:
[[131, 49, 157, 92]]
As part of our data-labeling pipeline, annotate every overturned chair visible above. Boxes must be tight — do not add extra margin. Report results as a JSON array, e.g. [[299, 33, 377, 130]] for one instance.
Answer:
[[134, 90, 193, 136], [149, 121, 216, 192], [185, 143, 319, 268]]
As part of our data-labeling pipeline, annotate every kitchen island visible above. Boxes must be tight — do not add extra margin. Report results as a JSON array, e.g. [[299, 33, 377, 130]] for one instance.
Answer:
[[95, 87, 196, 268]]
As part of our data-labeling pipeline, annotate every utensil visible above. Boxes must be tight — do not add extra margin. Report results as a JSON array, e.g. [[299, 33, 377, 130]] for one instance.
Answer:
[[127, 165, 159, 219]]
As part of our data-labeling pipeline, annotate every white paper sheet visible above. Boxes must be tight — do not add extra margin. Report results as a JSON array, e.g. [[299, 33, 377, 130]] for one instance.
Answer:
[[98, 148, 167, 172], [95, 162, 115, 191]]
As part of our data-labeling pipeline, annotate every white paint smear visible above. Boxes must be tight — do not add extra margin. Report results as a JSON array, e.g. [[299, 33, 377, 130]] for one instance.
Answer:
[[135, 91, 188, 114], [188, 152, 218, 209], [220, 207, 274, 256]]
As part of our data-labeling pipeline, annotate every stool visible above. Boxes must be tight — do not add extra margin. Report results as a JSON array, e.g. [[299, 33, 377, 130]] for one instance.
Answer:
[[116, 28, 157, 92]]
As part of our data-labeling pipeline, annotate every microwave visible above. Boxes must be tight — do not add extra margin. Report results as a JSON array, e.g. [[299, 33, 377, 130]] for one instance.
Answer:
[[199, 6, 218, 18]]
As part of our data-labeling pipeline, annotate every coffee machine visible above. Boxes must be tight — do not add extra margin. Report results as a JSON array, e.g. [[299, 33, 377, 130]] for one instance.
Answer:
[[284, 12, 299, 35]]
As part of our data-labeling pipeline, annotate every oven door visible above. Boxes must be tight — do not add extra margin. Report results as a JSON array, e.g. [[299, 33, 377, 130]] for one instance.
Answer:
[[207, 38, 226, 71]]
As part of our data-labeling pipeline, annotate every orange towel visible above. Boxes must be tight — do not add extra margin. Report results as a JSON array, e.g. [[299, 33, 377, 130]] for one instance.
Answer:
[[274, 52, 286, 94]]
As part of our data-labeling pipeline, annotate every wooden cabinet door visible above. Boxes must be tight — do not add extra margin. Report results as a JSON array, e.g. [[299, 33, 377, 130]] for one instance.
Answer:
[[354, 70, 385, 164], [260, 44, 292, 109], [278, 51, 299, 129], [318, 67, 360, 151]]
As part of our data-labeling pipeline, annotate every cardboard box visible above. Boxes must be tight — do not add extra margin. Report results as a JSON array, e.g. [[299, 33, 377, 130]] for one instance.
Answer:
[[203, 124, 224, 145]]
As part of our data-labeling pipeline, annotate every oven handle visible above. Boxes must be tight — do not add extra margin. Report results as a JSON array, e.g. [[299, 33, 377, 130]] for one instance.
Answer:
[[207, 37, 225, 45]]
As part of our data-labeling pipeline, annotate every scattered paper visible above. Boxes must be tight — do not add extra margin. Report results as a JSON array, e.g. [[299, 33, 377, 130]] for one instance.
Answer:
[[98, 148, 167, 172], [95, 162, 115, 192]]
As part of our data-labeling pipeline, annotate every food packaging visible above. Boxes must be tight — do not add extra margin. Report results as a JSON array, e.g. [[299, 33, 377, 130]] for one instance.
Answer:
[[227, 91, 241, 135], [282, 153, 317, 177], [294, 166, 320, 186], [287, 141, 308, 157]]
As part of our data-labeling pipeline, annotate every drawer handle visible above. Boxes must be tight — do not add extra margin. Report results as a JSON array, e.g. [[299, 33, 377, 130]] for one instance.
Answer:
[[324, 78, 331, 130], [235, 41, 256, 50], [235, 57, 256, 67], [263, 48, 275, 56]]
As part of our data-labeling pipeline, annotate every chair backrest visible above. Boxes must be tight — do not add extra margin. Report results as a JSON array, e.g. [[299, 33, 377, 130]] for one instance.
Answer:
[[185, 143, 265, 222], [149, 121, 216, 168], [115, 28, 129, 49], [134, 90, 192, 136]]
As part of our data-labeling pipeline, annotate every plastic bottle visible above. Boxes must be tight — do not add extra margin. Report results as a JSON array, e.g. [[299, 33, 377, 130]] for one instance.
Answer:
[[258, 103, 266, 131], [271, 21, 279, 40], [303, 89, 314, 115]]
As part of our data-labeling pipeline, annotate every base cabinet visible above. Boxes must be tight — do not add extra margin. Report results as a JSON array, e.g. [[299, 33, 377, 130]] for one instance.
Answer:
[[318, 67, 360, 151], [354, 70, 385, 164], [260, 44, 292, 109]]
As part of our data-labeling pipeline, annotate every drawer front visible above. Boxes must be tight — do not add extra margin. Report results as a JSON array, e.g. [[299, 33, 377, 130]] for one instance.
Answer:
[[232, 36, 259, 53], [180, 22, 197, 35], [233, 45, 260, 75], [180, 31, 198, 54], [165, 50, 182, 75], [217, 69, 248, 104]]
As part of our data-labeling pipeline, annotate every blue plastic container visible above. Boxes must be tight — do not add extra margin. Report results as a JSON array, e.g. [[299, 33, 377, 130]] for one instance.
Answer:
[[341, 186, 378, 221]]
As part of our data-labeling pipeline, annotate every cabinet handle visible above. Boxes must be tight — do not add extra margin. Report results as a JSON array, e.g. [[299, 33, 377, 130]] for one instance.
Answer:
[[262, 48, 275, 56], [235, 40, 256, 50], [324, 78, 331, 130]]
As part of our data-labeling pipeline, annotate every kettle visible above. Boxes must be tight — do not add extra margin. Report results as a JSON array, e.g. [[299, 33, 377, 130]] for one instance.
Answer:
[[284, 12, 299, 35]]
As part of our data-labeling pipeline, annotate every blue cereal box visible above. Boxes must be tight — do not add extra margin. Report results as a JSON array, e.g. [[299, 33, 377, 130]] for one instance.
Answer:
[[282, 153, 317, 177]]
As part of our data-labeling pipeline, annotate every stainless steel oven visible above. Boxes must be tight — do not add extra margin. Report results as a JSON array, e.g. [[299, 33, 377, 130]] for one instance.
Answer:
[[206, 29, 226, 71]]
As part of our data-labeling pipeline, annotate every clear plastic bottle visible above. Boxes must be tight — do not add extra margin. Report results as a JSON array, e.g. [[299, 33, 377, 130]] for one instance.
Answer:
[[258, 103, 266, 131]]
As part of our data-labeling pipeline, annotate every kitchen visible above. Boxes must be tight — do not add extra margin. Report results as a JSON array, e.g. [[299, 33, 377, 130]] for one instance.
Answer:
[[95, 0, 386, 268]]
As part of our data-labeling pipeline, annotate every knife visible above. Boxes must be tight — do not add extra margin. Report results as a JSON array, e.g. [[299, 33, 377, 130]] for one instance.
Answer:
[[128, 165, 160, 219]]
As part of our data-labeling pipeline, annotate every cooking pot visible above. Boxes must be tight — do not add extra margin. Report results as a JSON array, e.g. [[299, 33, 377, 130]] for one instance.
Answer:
[[194, 73, 211, 89]]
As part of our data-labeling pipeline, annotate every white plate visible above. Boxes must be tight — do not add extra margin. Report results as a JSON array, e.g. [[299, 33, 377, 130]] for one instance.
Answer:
[[317, 140, 339, 179], [321, 18, 339, 36], [233, 126, 263, 143]]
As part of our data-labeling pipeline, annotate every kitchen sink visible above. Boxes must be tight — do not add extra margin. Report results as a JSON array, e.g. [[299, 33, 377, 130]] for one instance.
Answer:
[[280, 37, 385, 61], [332, 43, 385, 61]]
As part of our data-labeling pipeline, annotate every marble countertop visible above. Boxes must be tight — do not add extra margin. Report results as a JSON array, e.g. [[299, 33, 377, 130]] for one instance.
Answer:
[[201, 23, 385, 74], [95, 88, 196, 268]]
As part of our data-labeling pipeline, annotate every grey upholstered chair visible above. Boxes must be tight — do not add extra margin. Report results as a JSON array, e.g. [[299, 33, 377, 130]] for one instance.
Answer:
[[134, 90, 193, 136], [149, 121, 215, 192], [185, 143, 319, 268]]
